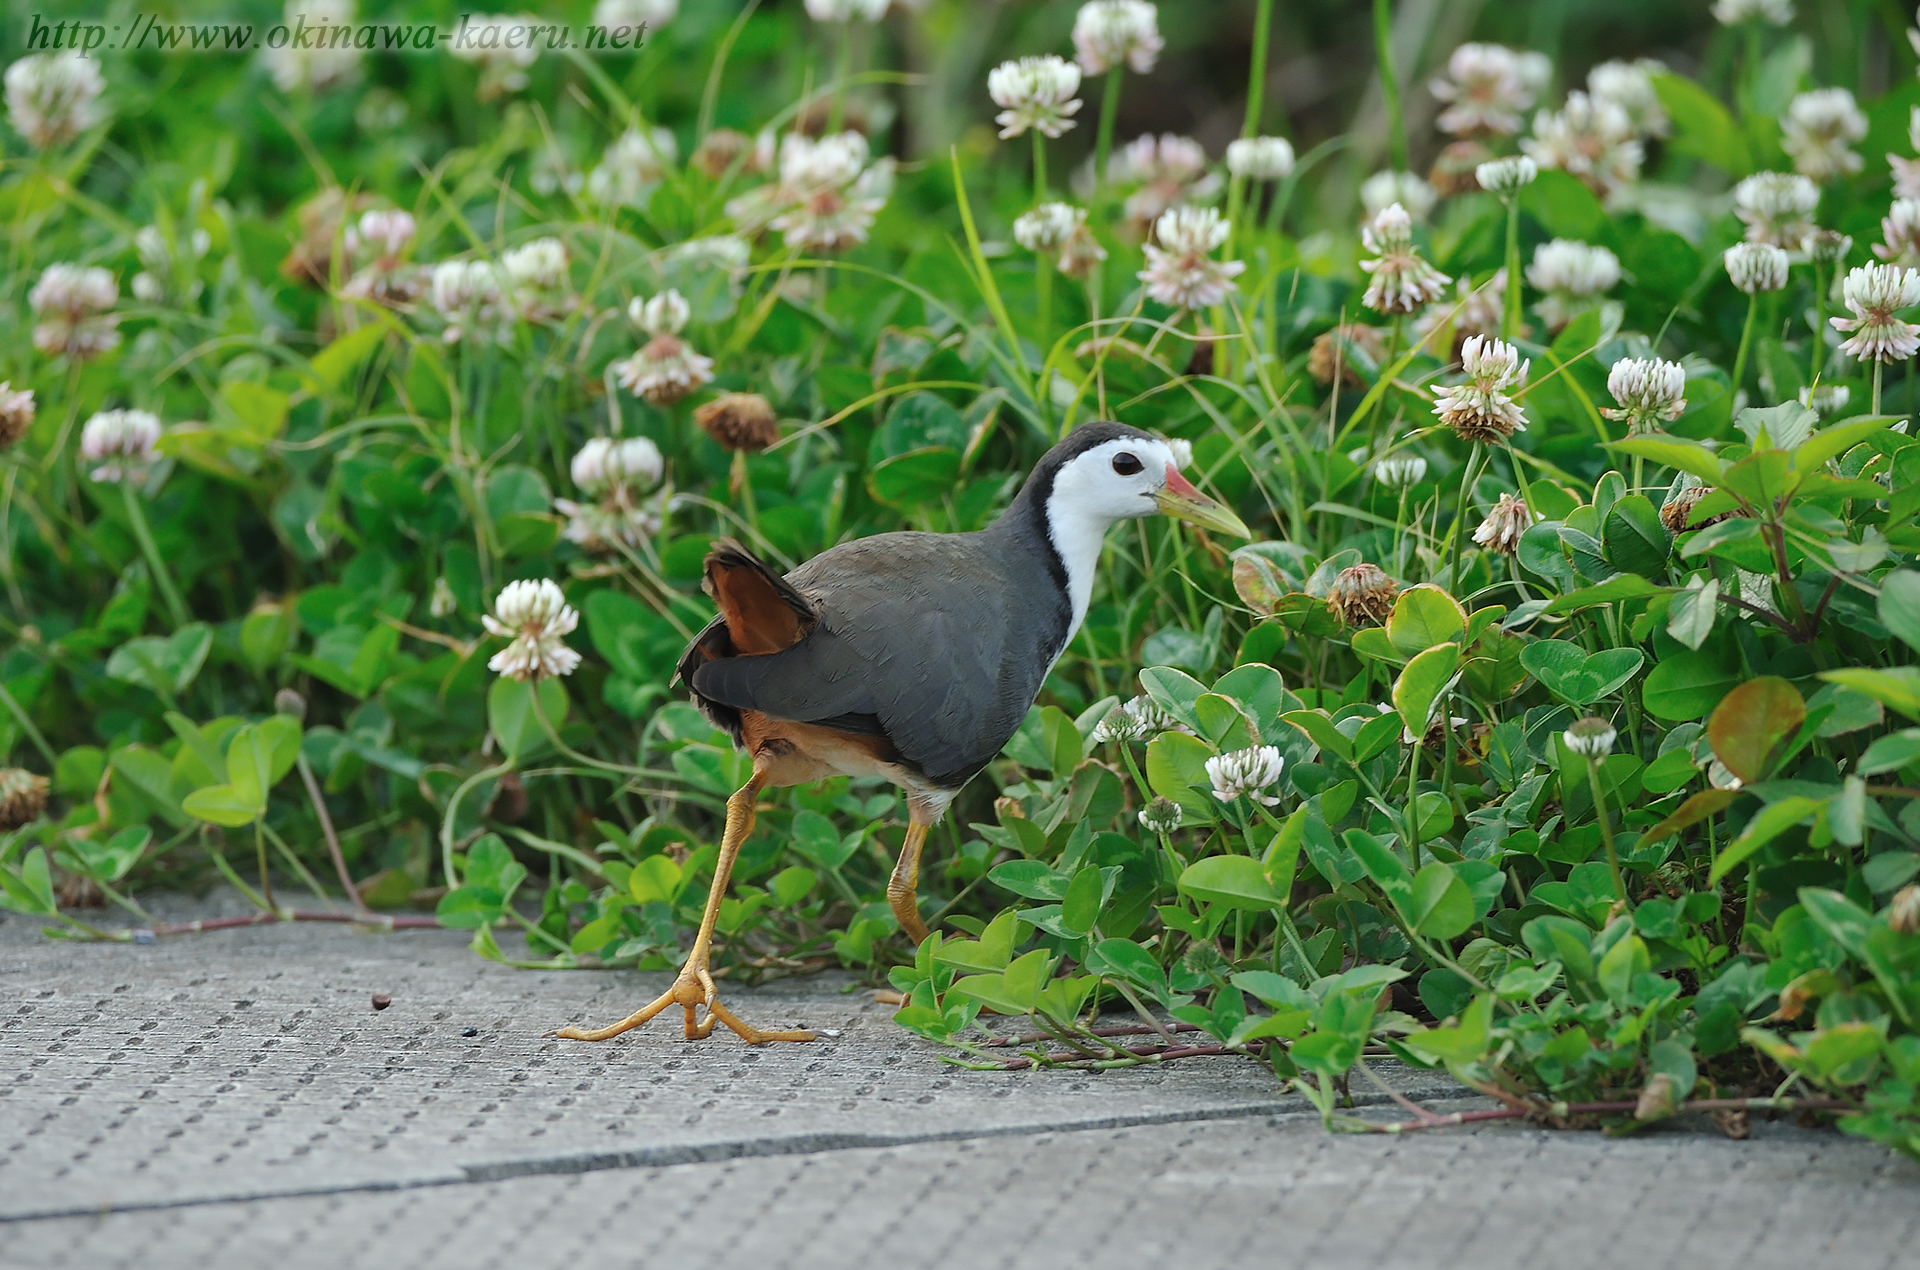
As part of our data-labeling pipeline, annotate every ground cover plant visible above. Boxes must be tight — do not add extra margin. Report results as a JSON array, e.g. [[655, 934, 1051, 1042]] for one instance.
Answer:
[[7, 0, 1920, 1159]]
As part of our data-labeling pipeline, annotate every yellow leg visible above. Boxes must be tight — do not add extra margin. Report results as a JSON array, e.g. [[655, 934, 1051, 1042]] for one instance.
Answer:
[[556, 771, 816, 1045], [888, 818, 932, 946]]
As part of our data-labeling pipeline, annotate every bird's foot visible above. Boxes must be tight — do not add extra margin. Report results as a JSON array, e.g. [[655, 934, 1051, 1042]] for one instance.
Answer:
[[554, 962, 818, 1045]]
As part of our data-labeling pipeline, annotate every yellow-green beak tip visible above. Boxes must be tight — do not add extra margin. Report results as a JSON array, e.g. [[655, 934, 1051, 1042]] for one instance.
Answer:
[[1153, 464, 1251, 539]]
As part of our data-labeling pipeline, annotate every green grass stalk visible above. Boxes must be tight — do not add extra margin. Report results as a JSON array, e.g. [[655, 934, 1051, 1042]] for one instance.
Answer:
[[1372, 0, 1408, 174]]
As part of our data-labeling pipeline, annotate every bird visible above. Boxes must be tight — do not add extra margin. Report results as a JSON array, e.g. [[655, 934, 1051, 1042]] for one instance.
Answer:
[[556, 421, 1249, 1046]]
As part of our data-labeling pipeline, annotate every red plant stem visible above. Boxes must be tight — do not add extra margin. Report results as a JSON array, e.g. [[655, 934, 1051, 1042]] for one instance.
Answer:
[[135, 910, 444, 937], [985, 1021, 1206, 1047], [989, 1039, 1262, 1070], [1359, 1096, 1854, 1134]]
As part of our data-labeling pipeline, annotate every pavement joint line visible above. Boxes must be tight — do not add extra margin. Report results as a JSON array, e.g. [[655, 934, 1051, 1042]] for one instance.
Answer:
[[0, 1088, 1470, 1225]]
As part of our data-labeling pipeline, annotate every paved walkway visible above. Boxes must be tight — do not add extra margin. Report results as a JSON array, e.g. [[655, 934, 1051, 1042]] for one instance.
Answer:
[[3, 894, 1916, 1269]]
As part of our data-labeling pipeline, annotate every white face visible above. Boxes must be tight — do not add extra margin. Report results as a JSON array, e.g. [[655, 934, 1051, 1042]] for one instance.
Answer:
[[1046, 436, 1181, 526], [1041, 435, 1181, 646]]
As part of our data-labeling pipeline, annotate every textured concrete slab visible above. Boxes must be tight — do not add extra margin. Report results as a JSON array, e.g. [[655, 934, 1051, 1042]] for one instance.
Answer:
[[0, 894, 1451, 1221], [8, 1108, 1917, 1270], [4, 895, 1916, 1270]]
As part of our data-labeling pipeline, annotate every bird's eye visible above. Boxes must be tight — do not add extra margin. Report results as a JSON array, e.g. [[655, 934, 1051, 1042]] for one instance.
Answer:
[[1112, 452, 1144, 476]]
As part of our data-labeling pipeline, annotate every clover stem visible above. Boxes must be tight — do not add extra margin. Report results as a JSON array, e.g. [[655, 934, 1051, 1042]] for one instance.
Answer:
[[1809, 262, 1826, 385], [1031, 130, 1048, 203], [1502, 198, 1522, 340], [1874, 360, 1884, 417], [1729, 291, 1758, 403], [1586, 756, 1629, 911], [1093, 67, 1123, 196], [254, 819, 275, 913], [826, 24, 852, 135], [122, 482, 190, 629], [440, 761, 513, 889], [1444, 442, 1486, 597]]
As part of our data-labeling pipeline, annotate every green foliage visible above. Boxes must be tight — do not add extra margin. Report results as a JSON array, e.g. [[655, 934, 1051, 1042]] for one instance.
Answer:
[[2, 0, 1920, 1166]]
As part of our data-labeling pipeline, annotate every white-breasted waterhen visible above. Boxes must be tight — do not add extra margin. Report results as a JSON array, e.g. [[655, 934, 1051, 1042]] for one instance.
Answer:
[[556, 421, 1249, 1045]]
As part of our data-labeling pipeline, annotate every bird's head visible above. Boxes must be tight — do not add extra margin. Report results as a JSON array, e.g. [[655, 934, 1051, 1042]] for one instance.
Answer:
[[1041, 423, 1251, 540]]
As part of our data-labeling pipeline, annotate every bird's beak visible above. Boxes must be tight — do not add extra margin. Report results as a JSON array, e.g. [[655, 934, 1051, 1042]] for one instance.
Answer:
[[1152, 464, 1250, 539]]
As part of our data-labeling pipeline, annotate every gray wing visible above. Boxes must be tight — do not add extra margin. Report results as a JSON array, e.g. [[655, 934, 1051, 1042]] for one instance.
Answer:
[[687, 533, 1064, 786]]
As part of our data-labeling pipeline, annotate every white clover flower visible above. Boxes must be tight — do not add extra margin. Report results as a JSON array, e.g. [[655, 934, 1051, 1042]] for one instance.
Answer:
[[613, 294, 714, 406], [631, 288, 691, 336], [1526, 238, 1619, 329], [1137, 798, 1182, 835], [4, 50, 106, 149], [1587, 58, 1669, 139], [448, 14, 542, 100], [1712, 0, 1792, 22], [1804, 229, 1853, 267], [1472, 491, 1533, 554], [501, 237, 568, 291], [1206, 745, 1285, 806], [482, 580, 583, 682], [1602, 358, 1687, 431], [130, 223, 211, 306], [1874, 199, 1920, 268], [1831, 263, 1920, 363], [1892, 107, 1920, 199], [1799, 383, 1850, 417], [1360, 170, 1438, 220], [737, 132, 892, 253], [264, 0, 362, 94], [558, 436, 668, 552], [79, 409, 163, 484], [592, 0, 677, 31], [1563, 716, 1617, 758], [1725, 242, 1790, 294], [1072, 0, 1163, 76], [429, 576, 459, 619], [1113, 132, 1209, 186], [1782, 88, 1867, 182], [339, 210, 423, 308], [1732, 172, 1820, 248], [571, 435, 664, 495], [1522, 91, 1643, 195], [556, 494, 665, 553], [1428, 43, 1535, 138], [1433, 334, 1529, 444], [988, 55, 1082, 139], [0, 383, 34, 450], [29, 263, 120, 360], [1014, 202, 1081, 253], [1373, 455, 1428, 488], [347, 209, 416, 261], [1415, 269, 1506, 351], [586, 125, 678, 208], [1137, 207, 1245, 310], [781, 130, 871, 188], [1475, 155, 1538, 197], [1359, 203, 1450, 315], [1091, 695, 1185, 744], [1225, 136, 1295, 180], [1165, 436, 1192, 470], [803, 0, 891, 21], [1516, 51, 1553, 96], [1015, 204, 1106, 280], [428, 259, 507, 344], [1112, 133, 1221, 234]]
